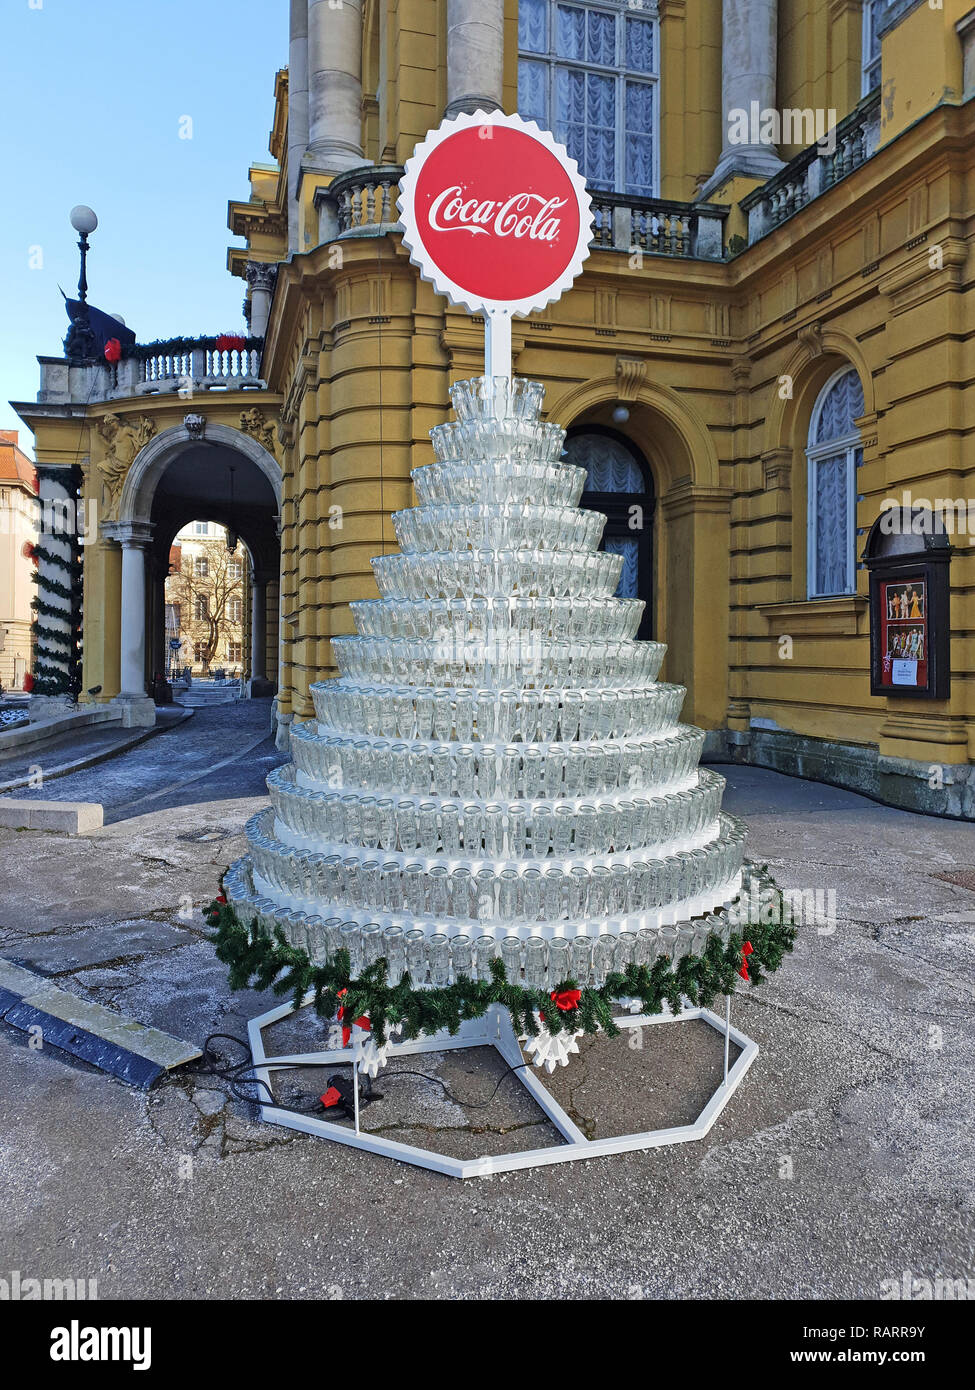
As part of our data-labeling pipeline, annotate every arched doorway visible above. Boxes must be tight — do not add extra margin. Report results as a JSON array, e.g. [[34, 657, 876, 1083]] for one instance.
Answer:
[[565, 426, 655, 639], [147, 448, 280, 695], [545, 377, 729, 732], [98, 421, 282, 721]]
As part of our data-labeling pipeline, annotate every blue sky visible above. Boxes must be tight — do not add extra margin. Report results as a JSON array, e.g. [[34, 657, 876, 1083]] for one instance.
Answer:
[[0, 0, 286, 449]]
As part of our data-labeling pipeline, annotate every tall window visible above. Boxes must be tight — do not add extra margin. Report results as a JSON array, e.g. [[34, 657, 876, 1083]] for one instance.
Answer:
[[227, 642, 243, 664], [518, 0, 659, 196], [194, 555, 208, 578], [806, 369, 864, 598], [194, 595, 209, 621], [862, 1, 892, 93], [228, 597, 243, 623]]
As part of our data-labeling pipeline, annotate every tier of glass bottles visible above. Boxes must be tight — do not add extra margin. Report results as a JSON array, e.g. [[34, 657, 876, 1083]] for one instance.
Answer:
[[229, 375, 746, 987]]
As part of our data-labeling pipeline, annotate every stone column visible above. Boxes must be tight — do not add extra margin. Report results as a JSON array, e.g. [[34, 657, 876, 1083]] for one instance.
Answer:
[[150, 565, 166, 683], [245, 262, 278, 339], [445, 0, 504, 117], [107, 522, 156, 727], [250, 573, 268, 682], [306, 0, 366, 173], [701, 0, 783, 197], [288, 0, 310, 250]]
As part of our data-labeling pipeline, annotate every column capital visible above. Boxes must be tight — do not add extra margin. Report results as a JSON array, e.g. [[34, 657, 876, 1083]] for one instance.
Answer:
[[245, 261, 279, 293], [102, 520, 154, 548]]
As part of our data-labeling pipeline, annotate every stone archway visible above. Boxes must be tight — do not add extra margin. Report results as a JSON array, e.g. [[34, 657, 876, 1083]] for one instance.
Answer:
[[118, 420, 282, 525], [546, 375, 731, 731], [96, 419, 282, 722]]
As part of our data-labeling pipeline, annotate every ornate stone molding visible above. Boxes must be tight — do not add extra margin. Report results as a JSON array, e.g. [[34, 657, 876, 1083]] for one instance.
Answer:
[[245, 261, 279, 294], [95, 414, 157, 519], [731, 356, 751, 387], [183, 412, 206, 441], [101, 519, 155, 549], [761, 447, 792, 490], [239, 406, 278, 458], [797, 321, 824, 359], [615, 357, 646, 402], [758, 596, 867, 637]]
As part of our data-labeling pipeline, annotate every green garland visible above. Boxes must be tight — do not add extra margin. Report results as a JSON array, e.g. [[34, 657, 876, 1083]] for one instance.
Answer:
[[31, 597, 76, 622], [31, 571, 80, 602], [206, 878, 795, 1047], [29, 486, 84, 696]]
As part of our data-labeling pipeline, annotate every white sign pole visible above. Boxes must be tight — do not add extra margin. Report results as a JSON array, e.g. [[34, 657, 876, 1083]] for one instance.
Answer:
[[485, 308, 512, 381]]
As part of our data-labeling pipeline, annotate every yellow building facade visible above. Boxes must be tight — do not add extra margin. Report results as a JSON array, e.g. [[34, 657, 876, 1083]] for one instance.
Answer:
[[15, 0, 975, 815]]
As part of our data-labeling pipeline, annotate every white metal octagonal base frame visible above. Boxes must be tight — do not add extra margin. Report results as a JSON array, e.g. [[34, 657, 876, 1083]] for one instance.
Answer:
[[246, 995, 759, 1179]]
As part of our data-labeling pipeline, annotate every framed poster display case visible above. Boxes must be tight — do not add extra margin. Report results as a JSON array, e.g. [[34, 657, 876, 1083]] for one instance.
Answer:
[[864, 507, 951, 700]]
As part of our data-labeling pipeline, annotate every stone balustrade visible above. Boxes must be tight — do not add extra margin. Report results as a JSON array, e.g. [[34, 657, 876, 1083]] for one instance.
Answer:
[[36, 337, 267, 406], [590, 193, 727, 260], [741, 92, 882, 244], [316, 166, 728, 260], [316, 166, 405, 242]]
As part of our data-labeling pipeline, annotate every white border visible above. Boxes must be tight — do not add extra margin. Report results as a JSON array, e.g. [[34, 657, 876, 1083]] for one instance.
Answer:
[[397, 109, 594, 320]]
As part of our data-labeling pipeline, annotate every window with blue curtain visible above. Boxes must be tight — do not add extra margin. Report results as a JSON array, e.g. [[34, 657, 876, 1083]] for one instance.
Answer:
[[518, 0, 659, 196], [806, 369, 865, 598], [566, 429, 655, 637]]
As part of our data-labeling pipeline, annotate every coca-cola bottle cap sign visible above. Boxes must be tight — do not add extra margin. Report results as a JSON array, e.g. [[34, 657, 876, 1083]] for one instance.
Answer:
[[398, 110, 593, 319]]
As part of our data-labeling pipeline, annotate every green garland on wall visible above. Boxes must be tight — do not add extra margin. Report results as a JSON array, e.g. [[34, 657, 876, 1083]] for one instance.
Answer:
[[207, 877, 796, 1047]]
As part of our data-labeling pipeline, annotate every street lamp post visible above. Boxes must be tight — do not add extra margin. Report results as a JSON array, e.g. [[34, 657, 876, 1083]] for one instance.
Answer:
[[63, 204, 98, 364]]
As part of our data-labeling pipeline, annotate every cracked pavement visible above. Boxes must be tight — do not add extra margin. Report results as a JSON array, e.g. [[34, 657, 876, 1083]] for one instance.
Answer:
[[0, 706, 973, 1298]]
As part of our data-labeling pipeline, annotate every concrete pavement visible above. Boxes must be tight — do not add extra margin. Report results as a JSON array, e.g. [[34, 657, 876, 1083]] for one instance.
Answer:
[[0, 709, 972, 1298]]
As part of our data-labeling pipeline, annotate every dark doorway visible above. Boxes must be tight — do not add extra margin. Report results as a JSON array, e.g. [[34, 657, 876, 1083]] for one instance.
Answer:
[[566, 425, 655, 639]]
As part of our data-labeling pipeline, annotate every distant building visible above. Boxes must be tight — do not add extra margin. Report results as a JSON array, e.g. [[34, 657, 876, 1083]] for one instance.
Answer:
[[0, 431, 37, 692], [165, 521, 250, 677]]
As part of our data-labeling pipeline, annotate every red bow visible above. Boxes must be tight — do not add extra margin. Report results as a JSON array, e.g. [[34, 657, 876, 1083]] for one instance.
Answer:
[[104, 337, 122, 363], [215, 333, 246, 353], [551, 988, 582, 1013], [336, 989, 371, 1047], [320, 1086, 342, 1109], [739, 940, 754, 981]]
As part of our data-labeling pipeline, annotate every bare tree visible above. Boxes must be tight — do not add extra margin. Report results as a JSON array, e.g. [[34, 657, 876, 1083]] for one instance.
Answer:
[[165, 536, 247, 673]]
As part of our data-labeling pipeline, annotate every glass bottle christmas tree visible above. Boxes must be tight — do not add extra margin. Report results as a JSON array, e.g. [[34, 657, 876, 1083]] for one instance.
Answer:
[[224, 375, 752, 1065]]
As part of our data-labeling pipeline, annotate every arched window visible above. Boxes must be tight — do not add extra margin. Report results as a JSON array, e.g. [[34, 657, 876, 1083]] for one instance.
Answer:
[[566, 427, 655, 637], [517, 0, 659, 196], [806, 368, 864, 598]]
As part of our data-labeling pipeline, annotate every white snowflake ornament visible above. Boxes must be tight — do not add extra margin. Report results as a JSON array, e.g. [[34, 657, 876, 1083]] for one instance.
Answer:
[[521, 1015, 585, 1074], [354, 1019, 403, 1079]]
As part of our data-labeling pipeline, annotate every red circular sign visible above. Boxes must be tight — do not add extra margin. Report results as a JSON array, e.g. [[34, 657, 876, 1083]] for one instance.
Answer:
[[399, 112, 592, 317]]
